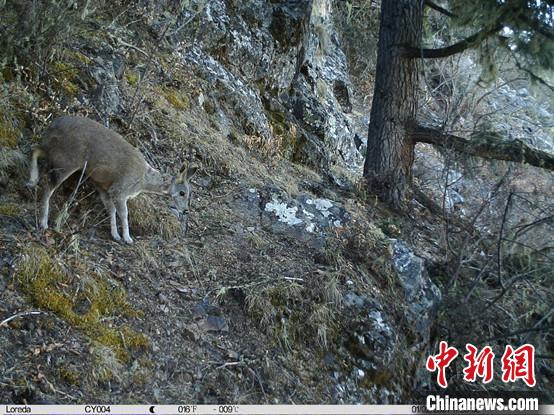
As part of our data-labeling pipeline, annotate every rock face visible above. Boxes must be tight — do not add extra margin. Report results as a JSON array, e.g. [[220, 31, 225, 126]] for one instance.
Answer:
[[391, 239, 442, 342], [235, 185, 349, 248], [168, 0, 365, 170], [89, 52, 125, 124]]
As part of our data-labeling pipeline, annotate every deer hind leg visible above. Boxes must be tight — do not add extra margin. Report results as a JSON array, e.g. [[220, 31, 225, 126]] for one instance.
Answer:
[[114, 197, 133, 244], [97, 189, 121, 241], [40, 167, 79, 229], [27, 146, 45, 188]]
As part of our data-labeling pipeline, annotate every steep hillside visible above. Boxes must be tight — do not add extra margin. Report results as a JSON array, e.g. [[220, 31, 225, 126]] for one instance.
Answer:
[[1, 0, 552, 404]]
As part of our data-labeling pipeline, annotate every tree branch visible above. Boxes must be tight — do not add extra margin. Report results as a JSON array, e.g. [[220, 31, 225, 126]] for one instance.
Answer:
[[521, 14, 554, 41], [511, 52, 554, 92], [408, 123, 554, 171], [402, 24, 502, 59], [424, 0, 455, 18]]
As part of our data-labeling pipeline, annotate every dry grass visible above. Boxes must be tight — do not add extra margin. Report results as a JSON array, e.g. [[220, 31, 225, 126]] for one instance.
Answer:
[[0, 201, 21, 216], [243, 269, 345, 350], [90, 345, 124, 383], [128, 194, 182, 240]]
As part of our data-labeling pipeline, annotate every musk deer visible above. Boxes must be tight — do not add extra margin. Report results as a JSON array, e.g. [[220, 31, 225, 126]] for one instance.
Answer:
[[27, 116, 197, 244]]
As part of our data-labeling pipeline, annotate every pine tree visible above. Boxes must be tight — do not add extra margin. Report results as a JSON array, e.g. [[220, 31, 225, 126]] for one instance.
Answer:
[[364, 0, 554, 209]]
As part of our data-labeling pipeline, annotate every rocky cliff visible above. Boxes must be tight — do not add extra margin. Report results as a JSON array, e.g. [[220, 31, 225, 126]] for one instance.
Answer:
[[0, 0, 551, 405]]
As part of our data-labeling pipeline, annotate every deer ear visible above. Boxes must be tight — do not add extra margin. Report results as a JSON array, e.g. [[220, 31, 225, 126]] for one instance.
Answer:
[[177, 160, 190, 183], [186, 166, 198, 179]]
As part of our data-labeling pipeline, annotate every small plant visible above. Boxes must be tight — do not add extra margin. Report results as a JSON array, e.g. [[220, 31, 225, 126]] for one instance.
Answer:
[[128, 194, 182, 240], [162, 88, 189, 111], [51, 61, 80, 96], [125, 70, 139, 86], [244, 271, 343, 350]]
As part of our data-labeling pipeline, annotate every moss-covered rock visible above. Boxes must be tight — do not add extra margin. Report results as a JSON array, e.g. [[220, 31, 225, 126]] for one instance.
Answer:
[[16, 245, 149, 361]]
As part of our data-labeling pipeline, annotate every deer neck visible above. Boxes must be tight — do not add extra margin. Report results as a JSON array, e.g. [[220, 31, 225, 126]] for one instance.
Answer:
[[143, 167, 171, 195]]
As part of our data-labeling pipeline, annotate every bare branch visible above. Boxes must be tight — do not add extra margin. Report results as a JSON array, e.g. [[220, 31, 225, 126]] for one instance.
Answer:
[[424, 0, 455, 18], [408, 123, 554, 171], [0, 310, 48, 327], [402, 24, 502, 59], [511, 53, 554, 92]]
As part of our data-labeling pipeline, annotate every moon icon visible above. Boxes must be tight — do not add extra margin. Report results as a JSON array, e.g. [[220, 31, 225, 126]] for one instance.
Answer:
[[149, 406, 156, 414]]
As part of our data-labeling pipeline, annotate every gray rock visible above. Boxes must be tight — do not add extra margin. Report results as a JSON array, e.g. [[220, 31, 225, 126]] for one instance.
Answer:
[[235, 186, 349, 247], [191, 300, 229, 334], [89, 53, 124, 122], [343, 292, 366, 308], [169, 0, 366, 172], [391, 239, 442, 341], [182, 45, 273, 142], [204, 315, 229, 333]]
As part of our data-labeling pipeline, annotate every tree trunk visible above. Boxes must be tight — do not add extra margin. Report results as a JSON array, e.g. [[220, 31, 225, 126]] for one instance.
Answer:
[[364, 0, 423, 209]]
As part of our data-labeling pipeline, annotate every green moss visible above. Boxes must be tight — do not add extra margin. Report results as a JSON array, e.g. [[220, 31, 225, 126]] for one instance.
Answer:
[[52, 61, 78, 79], [58, 366, 81, 386], [0, 119, 20, 148], [51, 61, 79, 96], [125, 71, 139, 86], [70, 51, 92, 65], [268, 110, 287, 136], [266, 110, 303, 160], [0, 202, 21, 216], [2, 66, 15, 82], [16, 245, 148, 361], [162, 88, 189, 111]]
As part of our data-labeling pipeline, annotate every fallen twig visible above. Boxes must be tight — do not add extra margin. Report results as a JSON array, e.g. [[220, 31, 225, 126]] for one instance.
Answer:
[[0, 310, 48, 327]]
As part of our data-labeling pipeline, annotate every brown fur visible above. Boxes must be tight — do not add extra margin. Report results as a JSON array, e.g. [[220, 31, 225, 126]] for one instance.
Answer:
[[28, 116, 197, 243]]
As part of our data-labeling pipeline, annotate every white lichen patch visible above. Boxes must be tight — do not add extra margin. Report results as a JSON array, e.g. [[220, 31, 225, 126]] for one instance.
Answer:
[[313, 198, 334, 217], [265, 198, 303, 225], [262, 193, 344, 235]]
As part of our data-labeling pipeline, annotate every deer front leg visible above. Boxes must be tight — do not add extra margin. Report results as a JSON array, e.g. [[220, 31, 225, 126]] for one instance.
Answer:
[[115, 197, 133, 244], [98, 189, 121, 241], [40, 184, 53, 230]]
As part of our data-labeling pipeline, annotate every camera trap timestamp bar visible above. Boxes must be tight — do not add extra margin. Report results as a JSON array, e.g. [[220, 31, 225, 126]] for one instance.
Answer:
[[3, 404, 554, 415]]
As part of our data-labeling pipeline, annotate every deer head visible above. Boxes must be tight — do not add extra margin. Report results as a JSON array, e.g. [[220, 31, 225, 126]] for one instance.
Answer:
[[168, 157, 197, 234]]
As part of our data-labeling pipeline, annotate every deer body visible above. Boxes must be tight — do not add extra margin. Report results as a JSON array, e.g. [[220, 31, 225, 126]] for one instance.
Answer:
[[28, 116, 195, 244]]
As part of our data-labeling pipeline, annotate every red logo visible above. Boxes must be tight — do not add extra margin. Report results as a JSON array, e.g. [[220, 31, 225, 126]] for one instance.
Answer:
[[426, 341, 459, 388], [426, 342, 536, 388], [501, 344, 536, 387], [463, 344, 495, 383]]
